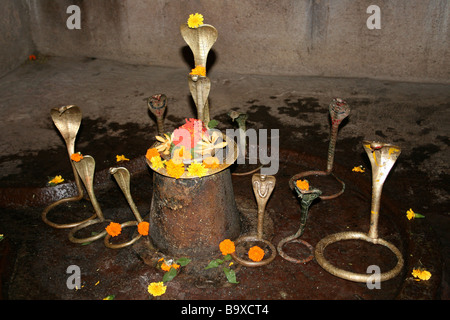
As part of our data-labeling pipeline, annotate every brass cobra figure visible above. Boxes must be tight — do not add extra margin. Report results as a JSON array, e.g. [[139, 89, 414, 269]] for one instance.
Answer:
[[315, 141, 404, 283], [68, 155, 110, 244], [147, 94, 168, 135], [104, 167, 146, 249], [289, 98, 349, 200], [278, 181, 322, 264], [42, 105, 96, 228], [180, 22, 217, 124], [230, 174, 277, 267]]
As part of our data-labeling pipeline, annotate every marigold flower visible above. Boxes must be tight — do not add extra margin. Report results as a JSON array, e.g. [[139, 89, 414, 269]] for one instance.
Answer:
[[412, 268, 432, 281], [147, 282, 167, 297], [146, 148, 160, 162], [165, 159, 185, 179], [105, 222, 122, 237], [150, 155, 166, 170], [248, 246, 265, 262], [160, 259, 180, 272], [219, 239, 235, 256], [406, 208, 425, 220], [190, 65, 206, 77], [187, 162, 209, 178], [296, 179, 309, 191], [49, 175, 64, 185], [187, 13, 204, 28], [352, 165, 365, 173], [203, 156, 220, 169], [116, 154, 129, 162], [137, 221, 149, 236], [71, 152, 84, 162]]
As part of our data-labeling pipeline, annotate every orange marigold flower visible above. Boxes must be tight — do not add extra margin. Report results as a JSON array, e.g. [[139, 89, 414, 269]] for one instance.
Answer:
[[137, 221, 149, 236], [71, 152, 84, 162], [296, 179, 309, 191], [146, 148, 160, 162], [248, 246, 265, 262], [105, 222, 122, 237], [166, 159, 185, 179], [219, 239, 235, 256]]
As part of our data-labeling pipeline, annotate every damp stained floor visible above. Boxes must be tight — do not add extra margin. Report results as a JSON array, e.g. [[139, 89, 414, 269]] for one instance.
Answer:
[[0, 56, 448, 300]]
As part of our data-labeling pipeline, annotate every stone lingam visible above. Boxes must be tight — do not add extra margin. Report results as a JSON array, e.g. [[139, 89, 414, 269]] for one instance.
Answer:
[[144, 14, 243, 262]]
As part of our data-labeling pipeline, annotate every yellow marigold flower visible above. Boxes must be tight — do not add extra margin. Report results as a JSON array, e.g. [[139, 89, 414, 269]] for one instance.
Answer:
[[406, 208, 425, 220], [296, 179, 309, 191], [166, 159, 185, 179], [148, 282, 167, 297], [187, 13, 203, 28], [137, 221, 149, 236], [116, 154, 129, 162], [248, 246, 265, 262], [150, 155, 166, 170], [352, 165, 365, 173], [49, 175, 64, 185], [189, 65, 206, 77], [203, 156, 220, 169], [105, 222, 122, 237], [187, 162, 209, 178], [412, 268, 432, 281], [71, 152, 84, 162], [219, 239, 235, 256]]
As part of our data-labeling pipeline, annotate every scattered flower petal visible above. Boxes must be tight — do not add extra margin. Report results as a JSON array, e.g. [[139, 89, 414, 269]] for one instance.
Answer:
[[352, 165, 365, 173], [49, 175, 64, 185], [116, 154, 129, 162], [412, 268, 432, 281], [406, 208, 425, 220]]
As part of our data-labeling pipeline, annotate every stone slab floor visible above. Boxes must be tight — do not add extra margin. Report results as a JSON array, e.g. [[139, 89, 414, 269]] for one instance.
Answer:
[[0, 56, 448, 300]]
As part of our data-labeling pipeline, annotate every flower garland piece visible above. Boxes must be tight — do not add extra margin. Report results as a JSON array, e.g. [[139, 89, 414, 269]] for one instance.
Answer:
[[148, 282, 167, 297], [71, 152, 84, 162], [248, 246, 265, 262], [106, 222, 122, 237], [187, 13, 204, 28], [137, 221, 149, 236]]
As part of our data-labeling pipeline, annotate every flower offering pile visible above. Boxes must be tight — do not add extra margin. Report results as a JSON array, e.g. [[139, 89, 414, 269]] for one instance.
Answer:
[[145, 118, 238, 179]]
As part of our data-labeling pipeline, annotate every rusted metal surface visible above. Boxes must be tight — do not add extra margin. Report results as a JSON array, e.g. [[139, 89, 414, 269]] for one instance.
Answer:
[[149, 169, 241, 257]]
